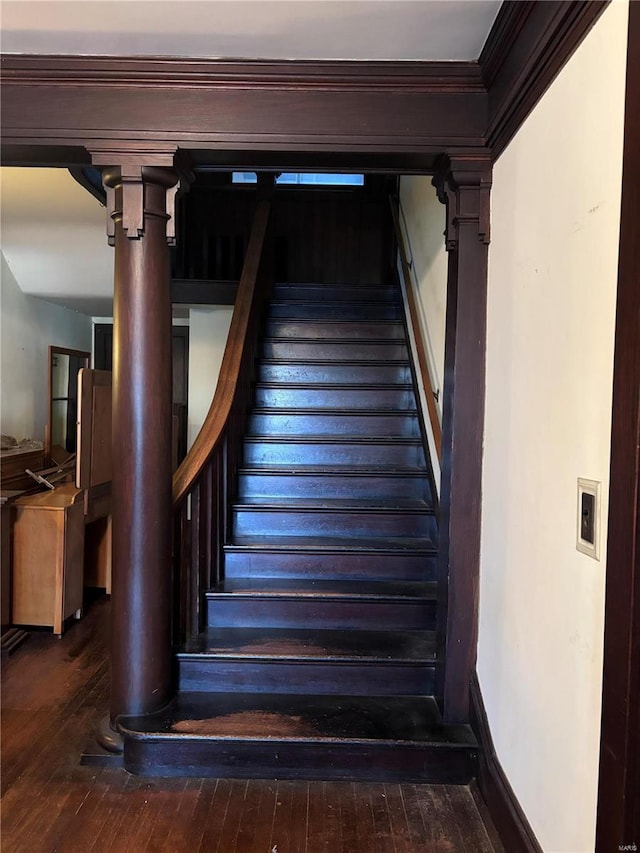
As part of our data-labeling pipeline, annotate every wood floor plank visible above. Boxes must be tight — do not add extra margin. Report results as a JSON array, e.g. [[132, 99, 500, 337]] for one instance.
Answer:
[[338, 781, 360, 853], [383, 783, 415, 853], [196, 777, 234, 853], [232, 778, 264, 852], [1, 597, 497, 853]]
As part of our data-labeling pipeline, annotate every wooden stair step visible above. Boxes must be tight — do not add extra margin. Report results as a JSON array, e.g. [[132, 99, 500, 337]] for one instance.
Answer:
[[232, 501, 436, 539], [254, 384, 416, 410], [257, 360, 412, 384], [262, 339, 409, 361], [224, 535, 438, 581], [236, 467, 432, 502], [247, 409, 419, 438], [264, 319, 406, 340], [177, 627, 437, 695], [272, 283, 398, 302], [268, 300, 403, 320], [243, 436, 427, 467], [205, 579, 437, 630], [119, 692, 477, 782]]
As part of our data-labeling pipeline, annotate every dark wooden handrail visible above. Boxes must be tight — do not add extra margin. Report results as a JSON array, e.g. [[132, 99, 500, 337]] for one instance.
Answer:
[[389, 196, 442, 462], [173, 199, 271, 506], [172, 198, 273, 643]]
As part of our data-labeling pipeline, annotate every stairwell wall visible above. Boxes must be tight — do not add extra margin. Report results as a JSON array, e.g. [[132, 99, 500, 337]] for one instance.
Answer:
[[478, 3, 628, 851], [397, 176, 447, 419], [187, 306, 233, 449]]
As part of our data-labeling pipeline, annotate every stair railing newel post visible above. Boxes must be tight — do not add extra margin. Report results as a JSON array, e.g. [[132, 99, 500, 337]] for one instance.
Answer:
[[91, 147, 184, 750], [432, 154, 492, 725]]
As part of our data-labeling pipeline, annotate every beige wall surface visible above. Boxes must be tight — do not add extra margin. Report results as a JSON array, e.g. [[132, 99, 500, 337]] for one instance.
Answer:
[[478, 3, 629, 851], [187, 307, 234, 450], [1, 252, 92, 442], [398, 175, 447, 412]]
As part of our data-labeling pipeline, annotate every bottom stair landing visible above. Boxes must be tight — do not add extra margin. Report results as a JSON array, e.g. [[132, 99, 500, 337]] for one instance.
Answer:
[[119, 693, 478, 782]]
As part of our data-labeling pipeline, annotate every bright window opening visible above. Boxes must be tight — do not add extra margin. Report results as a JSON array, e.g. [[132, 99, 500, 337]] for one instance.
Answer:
[[232, 172, 365, 186]]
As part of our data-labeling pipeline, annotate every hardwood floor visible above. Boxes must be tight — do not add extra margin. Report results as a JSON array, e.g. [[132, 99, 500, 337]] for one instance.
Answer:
[[1, 597, 499, 852]]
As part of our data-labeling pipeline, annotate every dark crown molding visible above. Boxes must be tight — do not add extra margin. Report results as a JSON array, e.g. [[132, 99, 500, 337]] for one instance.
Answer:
[[480, 0, 610, 158], [0, 55, 484, 93]]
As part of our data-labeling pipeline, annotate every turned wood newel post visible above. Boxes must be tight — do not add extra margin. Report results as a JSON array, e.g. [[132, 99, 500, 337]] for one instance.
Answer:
[[95, 154, 180, 733], [433, 155, 492, 724]]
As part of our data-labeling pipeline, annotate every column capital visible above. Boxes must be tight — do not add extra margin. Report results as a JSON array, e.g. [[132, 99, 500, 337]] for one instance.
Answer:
[[432, 154, 492, 250], [89, 146, 193, 247]]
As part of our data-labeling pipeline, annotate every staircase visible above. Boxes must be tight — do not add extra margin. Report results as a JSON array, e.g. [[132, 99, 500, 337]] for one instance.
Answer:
[[119, 278, 478, 781]]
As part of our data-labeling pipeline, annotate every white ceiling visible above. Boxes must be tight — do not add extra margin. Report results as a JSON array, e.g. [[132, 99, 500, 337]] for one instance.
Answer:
[[1, 1, 502, 62], [1, 168, 115, 317], [0, 1, 502, 317]]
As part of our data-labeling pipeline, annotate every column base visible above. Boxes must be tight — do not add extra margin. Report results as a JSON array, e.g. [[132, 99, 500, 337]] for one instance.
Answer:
[[96, 713, 124, 754]]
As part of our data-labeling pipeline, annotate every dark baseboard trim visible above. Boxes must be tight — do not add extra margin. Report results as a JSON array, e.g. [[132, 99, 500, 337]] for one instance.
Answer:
[[470, 673, 543, 853]]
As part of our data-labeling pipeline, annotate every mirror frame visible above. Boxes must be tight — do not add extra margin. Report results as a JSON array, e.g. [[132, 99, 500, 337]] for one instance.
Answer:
[[46, 345, 91, 464]]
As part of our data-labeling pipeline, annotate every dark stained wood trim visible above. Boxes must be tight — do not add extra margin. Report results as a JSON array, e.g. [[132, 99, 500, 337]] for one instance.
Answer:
[[171, 279, 238, 306], [596, 2, 640, 849], [481, 0, 609, 157], [470, 674, 543, 853], [433, 154, 491, 724], [0, 56, 487, 162], [0, 55, 485, 91]]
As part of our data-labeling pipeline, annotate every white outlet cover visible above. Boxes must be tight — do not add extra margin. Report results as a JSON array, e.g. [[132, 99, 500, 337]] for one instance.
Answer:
[[577, 478, 601, 560]]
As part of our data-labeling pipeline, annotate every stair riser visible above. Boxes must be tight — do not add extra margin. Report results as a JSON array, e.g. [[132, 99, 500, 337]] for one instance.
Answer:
[[254, 387, 416, 410], [268, 302, 403, 321], [237, 472, 431, 502], [206, 597, 436, 631], [223, 549, 438, 581], [178, 659, 435, 696], [265, 320, 405, 340], [272, 284, 397, 302], [124, 739, 476, 783], [262, 341, 409, 361], [243, 441, 426, 467], [247, 412, 419, 438], [233, 509, 437, 539], [258, 363, 412, 384]]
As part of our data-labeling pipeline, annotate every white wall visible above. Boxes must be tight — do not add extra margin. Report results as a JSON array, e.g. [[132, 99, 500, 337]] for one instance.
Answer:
[[0, 252, 92, 441], [398, 175, 447, 410], [187, 307, 234, 449], [478, 4, 628, 852]]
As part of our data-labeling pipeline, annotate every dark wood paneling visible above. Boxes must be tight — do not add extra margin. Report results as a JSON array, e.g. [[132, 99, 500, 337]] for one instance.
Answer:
[[434, 157, 491, 724], [481, 0, 609, 157], [596, 3, 640, 849], [0, 56, 487, 164], [470, 674, 543, 853]]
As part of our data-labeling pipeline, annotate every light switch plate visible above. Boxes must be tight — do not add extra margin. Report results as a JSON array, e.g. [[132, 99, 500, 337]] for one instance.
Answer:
[[577, 478, 601, 560]]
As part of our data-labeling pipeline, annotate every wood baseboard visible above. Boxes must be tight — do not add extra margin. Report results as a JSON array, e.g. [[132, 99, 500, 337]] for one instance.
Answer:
[[470, 673, 543, 853]]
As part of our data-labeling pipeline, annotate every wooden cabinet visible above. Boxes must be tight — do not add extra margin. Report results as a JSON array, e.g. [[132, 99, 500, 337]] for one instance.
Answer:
[[12, 485, 85, 636]]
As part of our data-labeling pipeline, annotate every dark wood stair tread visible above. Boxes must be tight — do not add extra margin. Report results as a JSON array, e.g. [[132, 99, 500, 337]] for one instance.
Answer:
[[208, 578, 436, 600], [181, 627, 436, 662], [244, 435, 424, 444], [233, 497, 433, 511], [227, 534, 437, 552], [119, 692, 475, 747], [237, 464, 427, 473]]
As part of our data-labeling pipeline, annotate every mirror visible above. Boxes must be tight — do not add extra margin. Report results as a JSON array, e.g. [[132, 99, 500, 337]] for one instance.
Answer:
[[46, 346, 91, 463]]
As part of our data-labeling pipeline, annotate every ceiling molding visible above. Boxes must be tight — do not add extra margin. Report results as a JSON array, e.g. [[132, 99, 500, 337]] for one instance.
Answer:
[[0, 55, 485, 93], [481, 0, 610, 157]]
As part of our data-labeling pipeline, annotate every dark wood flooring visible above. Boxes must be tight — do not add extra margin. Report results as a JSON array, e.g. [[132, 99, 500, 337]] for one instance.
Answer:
[[1, 597, 500, 852]]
